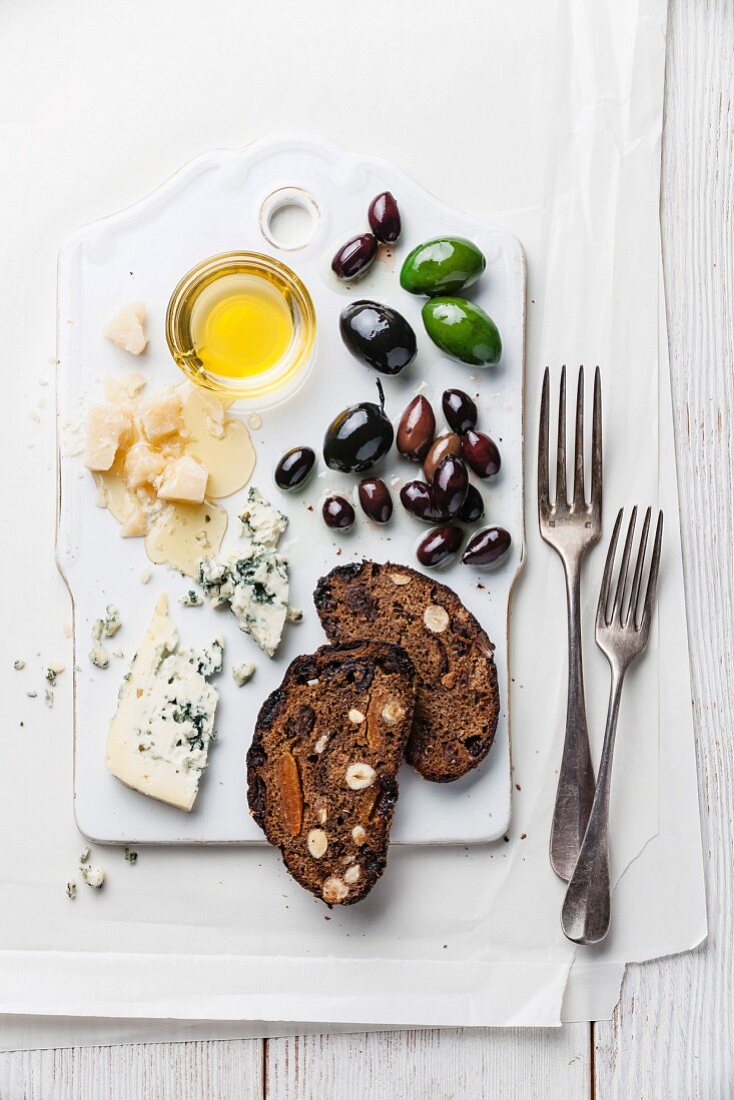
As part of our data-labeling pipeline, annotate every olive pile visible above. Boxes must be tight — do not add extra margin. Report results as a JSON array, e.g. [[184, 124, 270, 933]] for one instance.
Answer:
[[396, 387, 511, 570], [331, 191, 401, 282], [274, 193, 512, 570]]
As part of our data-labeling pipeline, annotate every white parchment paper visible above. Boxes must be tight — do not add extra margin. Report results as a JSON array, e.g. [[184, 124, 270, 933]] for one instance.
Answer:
[[0, 0, 705, 1038]]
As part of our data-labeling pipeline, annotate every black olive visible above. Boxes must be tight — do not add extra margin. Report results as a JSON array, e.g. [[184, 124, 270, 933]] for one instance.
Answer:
[[397, 395, 436, 461], [331, 234, 377, 281], [462, 430, 501, 479], [416, 525, 463, 568], [322, 495, 355, 532], [358, 478, 393, 523], [442, 388, 478, 434], [432, 455, 469, 517], [339, 300, 416, 376], [274, 446, 316, 492], [323, 380, 394, 473], [368, 192, 401, 243], [423, 432, 462, 482], [399, 480, 448, 524], [458, 483, 485, 524], [461, 526, 512, 568]]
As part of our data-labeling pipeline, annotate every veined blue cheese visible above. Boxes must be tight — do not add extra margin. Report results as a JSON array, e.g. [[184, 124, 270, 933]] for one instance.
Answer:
[[197, 488, 291, 658], [105, 593, 222, 812]]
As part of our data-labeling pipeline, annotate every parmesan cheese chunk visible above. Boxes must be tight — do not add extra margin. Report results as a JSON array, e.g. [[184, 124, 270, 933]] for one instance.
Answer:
[[85, 405, 133, 471], [123, 441, 166, 490], [156, 455, 208, 503], [104, 302, 148, 355], [140, 391, 182, 443], [103, 372, 147, 404]]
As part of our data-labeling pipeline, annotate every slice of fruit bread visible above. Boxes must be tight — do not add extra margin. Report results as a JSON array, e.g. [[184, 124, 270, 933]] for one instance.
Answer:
[[247, 640, 415, 906], [314, 561, 499, 782]]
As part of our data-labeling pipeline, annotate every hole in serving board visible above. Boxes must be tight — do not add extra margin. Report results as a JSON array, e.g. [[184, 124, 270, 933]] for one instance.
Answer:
[[260, 187, 320, 250]]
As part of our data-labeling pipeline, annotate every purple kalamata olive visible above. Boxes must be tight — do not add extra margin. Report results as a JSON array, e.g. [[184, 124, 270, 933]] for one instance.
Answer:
[[358, 477, 393, 523], [322, 495, 355, 532], [442, 388, 478, 434], [331, 234, 378, 281], [397, 395, 436, 462], [368, 191, 401, 244], [432, 455, 469, 517], [423, 432, 463, 482], [417, 525, 463, 568], [399, 480, 448, 524], [461, 526, 512, 568], [274, 446, 316, 492], [458, 483, 485, 524], [462, 429, 501, 479]]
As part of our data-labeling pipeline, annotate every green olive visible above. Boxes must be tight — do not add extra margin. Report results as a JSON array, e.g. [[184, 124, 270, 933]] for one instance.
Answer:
[[400, 237, 485, 296], [421, 297, 502, 367]]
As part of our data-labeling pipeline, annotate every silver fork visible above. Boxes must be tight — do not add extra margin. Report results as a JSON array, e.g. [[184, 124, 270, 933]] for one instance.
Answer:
[[538, 366, 603, 881], [562, 507, 664, 945]]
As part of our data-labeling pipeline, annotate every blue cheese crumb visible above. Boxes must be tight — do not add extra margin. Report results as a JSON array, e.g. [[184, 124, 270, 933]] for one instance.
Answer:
[[13, 659, 25, 671], [80, 864, 105, 889], [180, 590, 204, 607], [124, 847, 138, 864], [232, 662, 256, 686], [66, 881, 77, 900], [80, 847, 90, 864]]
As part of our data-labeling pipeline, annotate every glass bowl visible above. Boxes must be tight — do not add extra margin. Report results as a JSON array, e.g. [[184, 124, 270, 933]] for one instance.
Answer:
[[165, 251, 316, 407]]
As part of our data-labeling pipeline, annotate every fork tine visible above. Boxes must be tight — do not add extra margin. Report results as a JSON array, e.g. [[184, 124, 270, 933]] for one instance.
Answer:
[[612, 506, 637, 624], [597, 508, 623, 629], [641, 511, 664, 629], [627, 507, 651, 627], [538, 367, 550, 510], [573, 367, 585, 508], [591, 367, 602, 511], [556, 365, 567, 506]]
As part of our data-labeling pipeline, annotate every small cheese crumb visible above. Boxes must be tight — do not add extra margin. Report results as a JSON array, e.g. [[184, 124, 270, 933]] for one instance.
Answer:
[[104, 302, 147, 355], [66, 881, 77, 900], [139, 568, 152, 584], [45, 663, 65, 686], [124, 847, 138, 864], [287, 607, 303, 624], [89, 643, 109, 669], [13, 659, 25, 671], [44, 689, 54, 708], [180, 589, 204, 607], [79, 847, 90, 864], [80, 864, 105, 889], [100, 606, 121, 638], [232, 662, 255, 687]]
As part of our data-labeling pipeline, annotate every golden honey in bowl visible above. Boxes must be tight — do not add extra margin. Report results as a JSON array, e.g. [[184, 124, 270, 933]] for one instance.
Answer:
[[189, 271, 293, 380], [166, 252, 316, 404]]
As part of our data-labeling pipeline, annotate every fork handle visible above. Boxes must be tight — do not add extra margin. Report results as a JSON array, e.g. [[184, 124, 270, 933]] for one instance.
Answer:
[[550, 559, 597, 881], [561, 666, 624, 945]]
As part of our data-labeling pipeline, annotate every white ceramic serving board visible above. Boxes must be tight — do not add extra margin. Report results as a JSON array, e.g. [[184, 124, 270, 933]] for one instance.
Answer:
[[57, 134, 525, 845]]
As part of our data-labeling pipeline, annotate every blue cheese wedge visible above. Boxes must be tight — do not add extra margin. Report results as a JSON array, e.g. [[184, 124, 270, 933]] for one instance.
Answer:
[[105, 593, 221, 812], [197, 488, 291, 658]]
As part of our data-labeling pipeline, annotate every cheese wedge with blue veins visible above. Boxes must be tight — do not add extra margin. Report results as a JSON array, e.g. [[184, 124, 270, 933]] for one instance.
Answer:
[[105, 593, 222, 811]]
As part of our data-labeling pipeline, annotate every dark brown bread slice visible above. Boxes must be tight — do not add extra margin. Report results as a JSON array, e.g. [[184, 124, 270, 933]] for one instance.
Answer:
[[247, 641, 415, 906], [314, 561, 499, 782]]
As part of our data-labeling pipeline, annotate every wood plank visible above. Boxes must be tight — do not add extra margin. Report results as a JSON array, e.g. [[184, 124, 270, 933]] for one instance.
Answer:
[[0, 1039, 264, 1100], [265, 1028, 590, 1100], [594, 0, 734, 1095]]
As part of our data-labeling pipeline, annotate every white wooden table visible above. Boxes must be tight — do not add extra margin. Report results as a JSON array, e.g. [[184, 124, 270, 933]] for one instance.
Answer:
[[2, 1, 731, 1094]]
